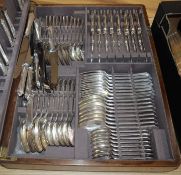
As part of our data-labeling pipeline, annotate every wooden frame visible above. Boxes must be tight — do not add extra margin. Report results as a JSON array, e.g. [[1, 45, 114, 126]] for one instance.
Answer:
[[0, 3, 180, 172]]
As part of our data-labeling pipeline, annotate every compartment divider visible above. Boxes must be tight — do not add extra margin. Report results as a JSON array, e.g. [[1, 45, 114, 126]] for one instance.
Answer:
[[85, 7, 88, 63], [75, 67, 80, 130], [74, 66, 80, 158]]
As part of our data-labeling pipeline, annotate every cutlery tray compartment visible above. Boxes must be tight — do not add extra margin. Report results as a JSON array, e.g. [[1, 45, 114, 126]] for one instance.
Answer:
[[8, 62, 173, 161]]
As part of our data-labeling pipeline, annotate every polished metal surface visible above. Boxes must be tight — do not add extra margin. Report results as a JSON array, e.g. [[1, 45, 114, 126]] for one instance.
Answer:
[[90, 126, 111, 159], [39, 15, 84, 64], [15, 5, 161, 161], [79, 70, 157, 160], [88, 9, 145, 60], [19, 78, 75, 153]]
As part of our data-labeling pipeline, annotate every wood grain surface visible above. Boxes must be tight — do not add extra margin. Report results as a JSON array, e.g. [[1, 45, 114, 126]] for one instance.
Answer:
[[0, 164, 181, 175], [0, 0, 5, 7], [31, 0, 160, 24], [0, 0, 181, 174]]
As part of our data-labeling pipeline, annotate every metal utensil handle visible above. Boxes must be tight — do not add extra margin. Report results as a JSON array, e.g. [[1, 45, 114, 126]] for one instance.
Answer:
[[0, 43, 9, 65], [17, 0, 23, 11], [34, 53, 40, 88], [0, 19, 13, 46], [17, 63, 29, 96], [3, 10, 16, 38], [25, 66, 33, 100], [0, 61, 7, 76]]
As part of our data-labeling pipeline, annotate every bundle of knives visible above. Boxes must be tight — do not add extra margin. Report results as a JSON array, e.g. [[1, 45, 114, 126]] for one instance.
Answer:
[[87, 9, 146, 61], [0, 0, 26, 76], [17, 14, 85, 101], [79, 70, 157, 160]]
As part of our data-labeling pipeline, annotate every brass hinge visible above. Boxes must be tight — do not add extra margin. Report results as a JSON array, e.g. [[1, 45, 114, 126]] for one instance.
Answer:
[[0, 146, 17, 161]]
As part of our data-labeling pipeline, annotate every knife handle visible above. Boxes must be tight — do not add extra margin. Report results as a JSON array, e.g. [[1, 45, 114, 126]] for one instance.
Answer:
[[48, 51, 58, 89], [0, 57, 7, 76], [17, 63, 29, 96], [25, 66, 33, 100]]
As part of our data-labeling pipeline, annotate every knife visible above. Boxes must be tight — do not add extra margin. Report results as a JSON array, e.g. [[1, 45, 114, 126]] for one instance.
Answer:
[[33, 19, 50, 90], [14, 12, 35, 79], [15, 12, 35, 98], [1, 9, 16, 38], [0, 55, 7, 76], [0, 10, 13, 46], [0, 43, 9, 65]]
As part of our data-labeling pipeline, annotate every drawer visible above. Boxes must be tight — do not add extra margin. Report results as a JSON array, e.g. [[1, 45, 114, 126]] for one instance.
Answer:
[[0, 1, 180, 172]]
